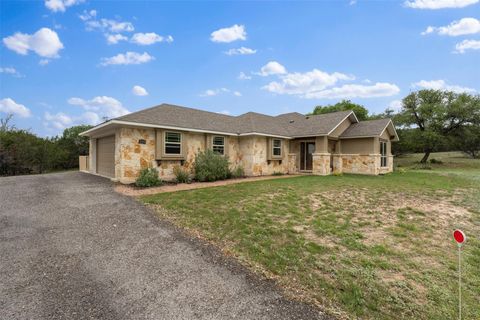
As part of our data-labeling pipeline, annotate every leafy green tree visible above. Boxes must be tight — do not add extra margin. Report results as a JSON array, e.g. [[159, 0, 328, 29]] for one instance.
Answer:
[[311, 100, 370, 121], [454, 125, 480, 159], [396, 90, 480, 163], [56, 125, 92, 168]]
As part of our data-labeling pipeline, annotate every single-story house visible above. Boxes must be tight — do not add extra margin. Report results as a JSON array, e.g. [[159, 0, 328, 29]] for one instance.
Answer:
[[80, 103, 398, 184]]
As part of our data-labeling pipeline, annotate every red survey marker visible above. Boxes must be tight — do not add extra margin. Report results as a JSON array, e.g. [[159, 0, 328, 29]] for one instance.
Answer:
[[453, 229, 466, 245]]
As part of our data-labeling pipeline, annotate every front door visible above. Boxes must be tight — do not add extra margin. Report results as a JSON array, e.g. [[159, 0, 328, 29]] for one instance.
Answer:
[[300, 142, 315, 171]]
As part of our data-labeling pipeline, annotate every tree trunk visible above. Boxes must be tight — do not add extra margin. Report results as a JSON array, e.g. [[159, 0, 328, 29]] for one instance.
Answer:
[[420, 150, 431, 164]]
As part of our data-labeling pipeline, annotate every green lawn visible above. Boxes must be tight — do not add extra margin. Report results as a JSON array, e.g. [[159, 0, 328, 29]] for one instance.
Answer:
[[142, 152, 480, 320]]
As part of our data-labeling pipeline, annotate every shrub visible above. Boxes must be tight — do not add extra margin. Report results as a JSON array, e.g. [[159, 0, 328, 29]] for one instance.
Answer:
[[135, 167, 162, 188], [272, 171, 284, 176], [173, 166, 190, 183], [429, 158, 443, 164], [230, 166, 245, 179], [194, 150, 230, 182]]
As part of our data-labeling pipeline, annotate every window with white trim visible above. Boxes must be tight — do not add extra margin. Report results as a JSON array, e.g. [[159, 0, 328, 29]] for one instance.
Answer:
[[212, 136, 225, 155], [380, 141, 387, 167], [272, 139, 282, 157], [164, 132, 182, 155]]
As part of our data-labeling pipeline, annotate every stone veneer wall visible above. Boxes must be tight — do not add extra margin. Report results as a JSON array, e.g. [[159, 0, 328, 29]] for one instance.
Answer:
[[312, 153, 330, 175], [340, 154, 382, 175], [238, 136, 289, 176]]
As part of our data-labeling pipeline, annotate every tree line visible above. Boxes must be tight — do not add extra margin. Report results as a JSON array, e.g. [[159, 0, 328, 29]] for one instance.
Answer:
[[0, 115, 91, 176], [312, 89, 480, 163]]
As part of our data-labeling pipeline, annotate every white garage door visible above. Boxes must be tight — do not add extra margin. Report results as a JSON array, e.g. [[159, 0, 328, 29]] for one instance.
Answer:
[[96, 136, 115, 178]]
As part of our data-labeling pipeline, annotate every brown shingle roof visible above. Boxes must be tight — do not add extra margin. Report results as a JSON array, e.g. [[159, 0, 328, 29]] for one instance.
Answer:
[[340, 118, 391, 138], [96, 103, 393, 139]]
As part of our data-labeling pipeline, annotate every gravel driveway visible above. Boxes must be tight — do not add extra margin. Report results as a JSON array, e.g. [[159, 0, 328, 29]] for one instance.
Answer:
[[0, 172, 328, 320]]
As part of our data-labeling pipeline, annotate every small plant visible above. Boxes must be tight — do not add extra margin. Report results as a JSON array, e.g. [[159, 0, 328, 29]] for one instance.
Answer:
[[332, 171, 343, 176], [230, 166, 245, 179], [135, 167, 162, 188], [194, 150, 230, 182], [173, 166, 190, 183], [272, 171, 284, 176], [395, 167, 407, 174], [429, 158, 443, 164]]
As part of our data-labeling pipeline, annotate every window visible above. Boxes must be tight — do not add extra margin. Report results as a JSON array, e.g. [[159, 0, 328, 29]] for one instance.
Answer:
[[164, 132, 182, 155], [272, 139, 282, 157], [212, 136, 225, 155], [380, 141, 387, 167]]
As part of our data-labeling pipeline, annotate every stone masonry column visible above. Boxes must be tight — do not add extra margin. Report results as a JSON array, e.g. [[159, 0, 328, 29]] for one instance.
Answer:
[[288, 153, 297, 174], [312, 153, 330, 175], [332, 154, 343, 174]]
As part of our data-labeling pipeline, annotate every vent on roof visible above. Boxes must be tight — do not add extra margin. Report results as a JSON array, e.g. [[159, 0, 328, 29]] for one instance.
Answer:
[[289, 120, 295, 123], [305, 116, 310, 119]]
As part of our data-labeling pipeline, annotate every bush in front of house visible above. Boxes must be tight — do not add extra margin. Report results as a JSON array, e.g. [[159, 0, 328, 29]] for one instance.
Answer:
[[194, 150, 230, 182], [230, 166, 245, 179], [135, 167, 163, 187], [173, 166, 190, 183]]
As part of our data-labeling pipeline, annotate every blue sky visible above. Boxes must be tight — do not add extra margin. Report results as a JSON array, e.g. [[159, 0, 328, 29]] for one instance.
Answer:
[[1, 0, 479, 136]]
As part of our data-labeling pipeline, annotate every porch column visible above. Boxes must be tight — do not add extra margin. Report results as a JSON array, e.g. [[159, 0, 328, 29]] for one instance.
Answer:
[[287, 153, 297, 174], [332, 154, 343, 174], [312, 152, 330, 175]]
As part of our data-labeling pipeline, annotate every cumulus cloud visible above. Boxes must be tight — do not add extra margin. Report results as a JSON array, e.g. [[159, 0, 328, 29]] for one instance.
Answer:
[[100, 51, 154, 66], [0, 67, 22, 77], [404, 0, 479, 9], [68, 96, 130, 121], [210, 24, 246, 43], [131, 32, 173, 45], [224, 47, 256, 55], [45, 0, 84, 12], [238, 72, 252, 80], [3, 27, 64, 58], [79, 9, 97, 21], [422, 18, 480, 36], [44, 112, 73, 129], [413, 80, 476, 93], [387, 100, 403, 113], [200, 88, 241, 97], [262, 69, 354, 95], [132, 85, 148, 96], [106, 34, 128, 44], [83, 15, 134, 33], [454, 39, 480, 53], [257, 61, 287, 76], [0, 98, 32, 117]]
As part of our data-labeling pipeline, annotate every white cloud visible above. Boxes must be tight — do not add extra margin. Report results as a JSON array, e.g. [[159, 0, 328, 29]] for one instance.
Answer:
[[263, 68, 354, 95], [131, 32, 173, 45], [106, 34, 128, 44], [303, 83, 400, 99], [39, 59, 50, 66], [44, 111, 73, 129], [68, 96, 130, 120], [85, 18, 134, 33], [422, 18, 480, 36], [413, 79, 476, 93], [200, 88, 240, 97], [45, 0, 84, 12], [0, 98, 32, 117], [218, 110, 231, 115], [3, 27, 64, 58], [238, 72, 252, 80], [210, 24, 246, 43], [224, 47, 256, 55], [257, 61, 287, 76], [132, 85, 148, 96], [0, 67, 22, 77], [388, 100, 403, 113], [454, 39, 480, 53], [404, 0, 479, 9], [79, 9, 97, 21], [100, 51, 154, 66]]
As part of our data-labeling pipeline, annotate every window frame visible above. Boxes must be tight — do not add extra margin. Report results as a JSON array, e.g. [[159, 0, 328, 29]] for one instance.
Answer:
[[272, 139, 282, 157], [380, 140, 388, 167], [212, 135, 225, 155], [164, 131, 182, 156]]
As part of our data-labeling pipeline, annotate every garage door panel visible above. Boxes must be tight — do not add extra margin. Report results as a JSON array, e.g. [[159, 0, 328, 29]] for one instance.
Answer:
[[97, 136, 115, 178]]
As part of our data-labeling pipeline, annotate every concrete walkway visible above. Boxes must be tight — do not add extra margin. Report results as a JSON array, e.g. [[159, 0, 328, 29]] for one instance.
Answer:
[[0, 172, 328, 320]]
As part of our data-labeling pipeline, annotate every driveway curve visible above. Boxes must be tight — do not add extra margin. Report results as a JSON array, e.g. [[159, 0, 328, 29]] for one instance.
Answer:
[[0, 172, 328, 320]]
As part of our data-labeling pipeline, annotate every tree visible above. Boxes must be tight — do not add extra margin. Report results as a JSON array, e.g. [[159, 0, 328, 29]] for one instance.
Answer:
[[396, 90, 480, 163], [454, 125, 480, 158], [311, 100, 370, 121], [0, 114, 15, 132], [56, 125, 92, 168]]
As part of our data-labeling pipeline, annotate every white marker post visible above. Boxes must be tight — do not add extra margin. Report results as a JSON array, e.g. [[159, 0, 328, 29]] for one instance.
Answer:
[[453, 229, 466, 320]]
